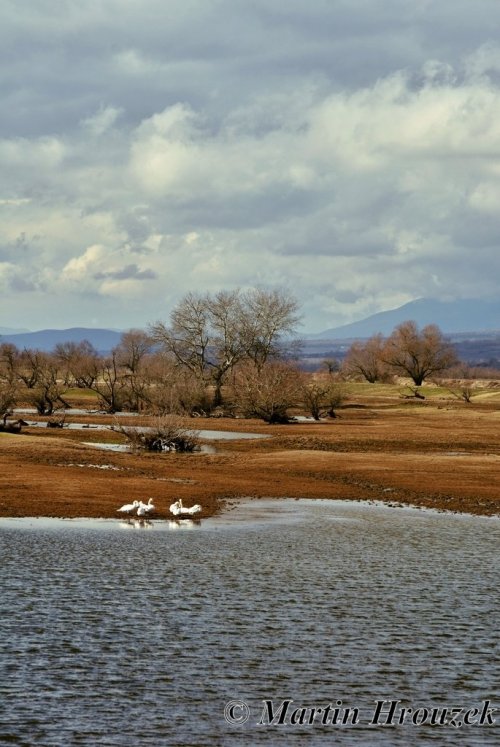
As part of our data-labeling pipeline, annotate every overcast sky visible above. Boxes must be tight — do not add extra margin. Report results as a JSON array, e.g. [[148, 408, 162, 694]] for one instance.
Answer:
[[2, 0, 500, 333]]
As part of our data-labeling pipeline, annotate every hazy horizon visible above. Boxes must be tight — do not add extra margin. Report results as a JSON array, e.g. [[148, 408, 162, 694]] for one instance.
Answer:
[[3, 296, 500, 339]]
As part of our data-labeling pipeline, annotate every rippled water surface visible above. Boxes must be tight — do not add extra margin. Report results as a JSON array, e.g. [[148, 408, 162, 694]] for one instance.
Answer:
[[1, 501, 498, 746]]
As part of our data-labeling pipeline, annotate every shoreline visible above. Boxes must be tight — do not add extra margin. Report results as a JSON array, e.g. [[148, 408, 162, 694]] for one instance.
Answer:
[[1, 496, 498, 527]]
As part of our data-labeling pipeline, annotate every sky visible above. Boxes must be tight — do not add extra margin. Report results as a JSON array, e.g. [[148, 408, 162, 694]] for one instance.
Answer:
[[2, 0, 500, 333]]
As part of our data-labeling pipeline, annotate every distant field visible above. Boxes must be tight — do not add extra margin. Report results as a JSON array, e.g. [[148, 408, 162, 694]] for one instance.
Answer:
[[335, 379, 500, 404]]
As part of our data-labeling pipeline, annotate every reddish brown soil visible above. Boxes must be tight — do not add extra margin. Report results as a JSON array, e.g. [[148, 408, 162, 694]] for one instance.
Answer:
[[1, 401, 499, 519]]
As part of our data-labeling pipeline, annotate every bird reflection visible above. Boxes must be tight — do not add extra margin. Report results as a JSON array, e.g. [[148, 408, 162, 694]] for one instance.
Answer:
[[168, 519, 199, 530], [119, 518, 153, 529]]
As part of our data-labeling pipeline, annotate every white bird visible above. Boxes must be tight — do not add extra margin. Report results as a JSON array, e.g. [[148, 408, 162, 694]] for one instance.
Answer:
[[169, 500, 181, 516], [117, 499, 140, 516], [169, 498, 202, 517], [144, 497, 155, 513], [137, 498, 155, 517]]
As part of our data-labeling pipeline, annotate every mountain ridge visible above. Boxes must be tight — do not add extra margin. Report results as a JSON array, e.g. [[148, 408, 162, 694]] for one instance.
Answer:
[[0, 327, 123, 353], [2, 298, 500, 352], [308, 298, 500, 339]]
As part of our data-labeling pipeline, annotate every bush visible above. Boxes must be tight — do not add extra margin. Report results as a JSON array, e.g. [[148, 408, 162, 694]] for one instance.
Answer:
[[117, 415, 200, 452], [230, 361, 303, 423], [302, 378, 346, 420]]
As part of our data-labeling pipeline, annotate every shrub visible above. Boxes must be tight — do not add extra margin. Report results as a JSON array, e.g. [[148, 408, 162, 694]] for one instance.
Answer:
[[117, 415, 200, 452]]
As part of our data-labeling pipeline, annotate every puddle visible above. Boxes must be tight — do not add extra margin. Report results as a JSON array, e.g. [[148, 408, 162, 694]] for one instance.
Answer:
[[197, 429, 268, 440], [18, 418, 267, 441]]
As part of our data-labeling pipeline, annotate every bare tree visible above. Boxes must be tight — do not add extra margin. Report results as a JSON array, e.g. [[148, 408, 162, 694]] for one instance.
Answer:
[[17, 348, 43, 389], [240, 288, 301, 371], [204, 290, 249, 406], [12, 346, 80, 414], [115, 330, 154, 374], [343, 334, 389, 383], [301, 376, 345, 420], [150, 288, 301, 410], [230, 360, 303, 423], [321, 358, 341, 376], [18, 351, 70, 414], [432, 375, 479, 403], [114, 329, 155, 411], [383, 321, 457, 386], [150, 292, 211, 382], [0, 344, 19, 419], [0, 343, 20, 387], [53, 340, 101, 388], [89, 351, 129, 412], [0, 383, 16, 426]]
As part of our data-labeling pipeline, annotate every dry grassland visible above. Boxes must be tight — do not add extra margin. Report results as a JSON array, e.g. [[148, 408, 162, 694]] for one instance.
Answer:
[[1, 387, 499, 519]]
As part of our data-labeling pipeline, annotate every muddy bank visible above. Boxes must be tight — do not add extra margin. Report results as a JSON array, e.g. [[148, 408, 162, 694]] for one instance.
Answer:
[[1, 405, 499, 519]]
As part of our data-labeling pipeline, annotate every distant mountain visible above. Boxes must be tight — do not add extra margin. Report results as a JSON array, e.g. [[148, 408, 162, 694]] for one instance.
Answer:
[[0, 327, 123, 354], [309, 299, 500, 340]]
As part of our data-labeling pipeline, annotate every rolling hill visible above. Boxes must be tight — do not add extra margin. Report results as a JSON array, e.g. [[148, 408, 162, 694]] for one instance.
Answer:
[[0, 327, 123, 354]]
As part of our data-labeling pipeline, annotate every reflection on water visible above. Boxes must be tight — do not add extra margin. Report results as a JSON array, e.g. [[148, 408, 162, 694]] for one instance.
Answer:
[[1, 500, 499, 746]]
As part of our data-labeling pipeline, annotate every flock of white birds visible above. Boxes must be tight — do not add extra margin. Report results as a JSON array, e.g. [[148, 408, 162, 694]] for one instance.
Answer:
[[117, 497, 202, 520], [117, 498, 155, 518]]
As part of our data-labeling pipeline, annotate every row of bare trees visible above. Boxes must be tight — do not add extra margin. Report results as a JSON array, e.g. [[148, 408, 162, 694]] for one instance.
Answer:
[[1, 289, 346, 423], [0, 333, 216, 417], [1, 300, 477, 425]]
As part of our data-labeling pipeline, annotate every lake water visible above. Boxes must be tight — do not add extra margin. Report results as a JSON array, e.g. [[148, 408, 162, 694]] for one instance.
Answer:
[[1, 500, 498, 746]]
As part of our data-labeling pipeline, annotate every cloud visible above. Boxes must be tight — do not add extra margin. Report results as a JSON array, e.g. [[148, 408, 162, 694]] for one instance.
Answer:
[[93, 263, 157, 281], [61, 246, 157, 298], [82, 106, 123, 136], [2, 2, 500, 330]]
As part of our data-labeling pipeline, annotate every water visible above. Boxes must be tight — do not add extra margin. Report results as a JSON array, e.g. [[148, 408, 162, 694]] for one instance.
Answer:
[[13, 407, 268, 439], [15, 418, 268, 439], [1, 501, 498, 746]]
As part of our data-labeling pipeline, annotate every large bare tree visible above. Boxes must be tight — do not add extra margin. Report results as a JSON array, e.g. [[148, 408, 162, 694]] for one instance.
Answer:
[[150, 288, 300, 408], [383, 321, 457, 386], [150, 290, 245, 407]]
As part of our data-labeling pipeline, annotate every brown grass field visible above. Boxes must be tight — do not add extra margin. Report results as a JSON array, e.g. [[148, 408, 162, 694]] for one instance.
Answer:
[[1, 383, 499, 520]]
